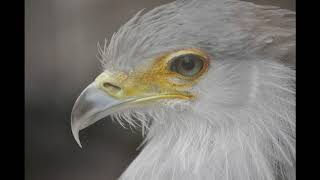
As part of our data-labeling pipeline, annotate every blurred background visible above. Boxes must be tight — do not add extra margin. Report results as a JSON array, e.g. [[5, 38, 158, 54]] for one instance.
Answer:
[[25, 0, 295, 180]]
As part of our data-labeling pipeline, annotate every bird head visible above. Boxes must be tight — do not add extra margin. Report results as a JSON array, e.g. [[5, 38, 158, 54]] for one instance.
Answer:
[[71, 0, 294, 143], [70, 0, 295, 178]]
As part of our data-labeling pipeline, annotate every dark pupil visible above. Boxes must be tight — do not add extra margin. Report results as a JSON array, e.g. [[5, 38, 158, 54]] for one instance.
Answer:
[[180, 56, 195, 70]]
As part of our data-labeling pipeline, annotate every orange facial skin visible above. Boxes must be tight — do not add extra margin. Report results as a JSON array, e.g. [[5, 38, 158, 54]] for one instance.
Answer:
[[95, 48, 210, 100]]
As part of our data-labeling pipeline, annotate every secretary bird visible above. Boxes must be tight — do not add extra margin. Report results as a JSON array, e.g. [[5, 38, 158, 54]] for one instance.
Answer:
[[71, 0, 296, 179]]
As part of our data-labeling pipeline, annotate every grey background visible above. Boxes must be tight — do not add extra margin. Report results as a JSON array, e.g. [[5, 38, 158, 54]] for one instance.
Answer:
[[25, 0, 295, 180]]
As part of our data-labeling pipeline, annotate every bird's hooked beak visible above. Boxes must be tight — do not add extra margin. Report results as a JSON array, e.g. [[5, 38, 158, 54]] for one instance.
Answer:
[[71, 71, 192, 148], [71, 81, 134, 148]]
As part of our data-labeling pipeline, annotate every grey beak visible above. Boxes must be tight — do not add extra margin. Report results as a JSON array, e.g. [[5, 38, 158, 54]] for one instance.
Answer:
[[71, 82, 132, 148]]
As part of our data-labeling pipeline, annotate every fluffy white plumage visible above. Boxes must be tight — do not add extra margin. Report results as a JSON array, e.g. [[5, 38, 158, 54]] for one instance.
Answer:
[[95, 0, 296, 179]]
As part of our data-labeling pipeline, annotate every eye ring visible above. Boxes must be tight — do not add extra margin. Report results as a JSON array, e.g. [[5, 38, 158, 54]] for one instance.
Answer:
[[167, 50, 209, 79]]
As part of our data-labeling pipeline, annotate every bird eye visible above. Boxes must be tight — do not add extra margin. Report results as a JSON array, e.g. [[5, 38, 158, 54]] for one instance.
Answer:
[[168, 54, 204, 77]]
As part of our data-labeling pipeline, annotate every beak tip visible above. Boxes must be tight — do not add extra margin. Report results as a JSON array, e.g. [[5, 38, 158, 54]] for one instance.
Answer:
[[71, 124, 83, 148]]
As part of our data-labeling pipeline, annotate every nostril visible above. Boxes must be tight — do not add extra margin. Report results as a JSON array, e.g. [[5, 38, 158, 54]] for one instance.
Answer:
[[103, 82, 121, 92]]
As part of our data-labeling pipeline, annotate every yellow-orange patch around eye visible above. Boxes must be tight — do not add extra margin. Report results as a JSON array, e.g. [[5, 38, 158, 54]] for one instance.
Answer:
[[143, 48, 210, 87]]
